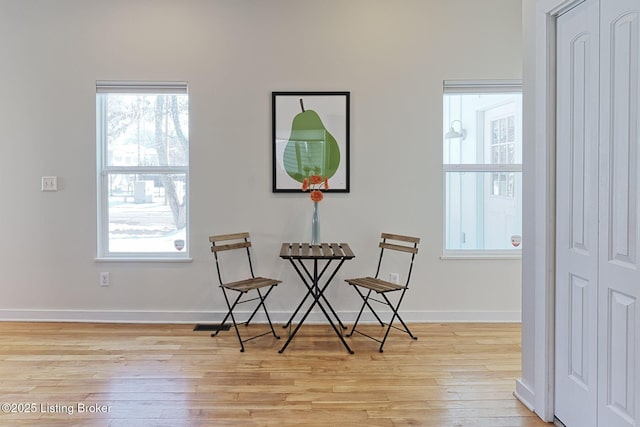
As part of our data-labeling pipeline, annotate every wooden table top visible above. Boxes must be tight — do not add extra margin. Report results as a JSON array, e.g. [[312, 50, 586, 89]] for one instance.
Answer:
[[279, 242, 355, 260]]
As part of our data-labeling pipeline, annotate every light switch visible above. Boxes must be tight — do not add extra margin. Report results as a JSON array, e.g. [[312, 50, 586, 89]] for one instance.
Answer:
[[41, 176, 58, 192]]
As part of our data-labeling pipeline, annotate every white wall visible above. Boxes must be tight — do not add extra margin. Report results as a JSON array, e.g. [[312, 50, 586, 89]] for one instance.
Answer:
[[0, 0, 523, 323]]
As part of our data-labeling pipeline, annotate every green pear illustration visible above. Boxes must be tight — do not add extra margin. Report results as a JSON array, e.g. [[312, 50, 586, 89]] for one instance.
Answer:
[[283, 99, 341, 183]]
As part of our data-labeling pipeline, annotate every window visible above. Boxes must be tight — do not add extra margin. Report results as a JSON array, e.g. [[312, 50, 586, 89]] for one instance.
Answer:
[[443, 80, 522, 257], [96, 81, 189, 260]]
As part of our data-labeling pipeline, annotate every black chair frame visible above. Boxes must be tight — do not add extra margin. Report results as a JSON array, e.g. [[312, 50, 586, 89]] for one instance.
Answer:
[[346, 233, 420, 352], [210, 232, 281, 352]]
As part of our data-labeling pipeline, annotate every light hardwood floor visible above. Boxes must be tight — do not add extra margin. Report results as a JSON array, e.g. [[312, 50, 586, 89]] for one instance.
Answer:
[[0, 322, 548, 426]]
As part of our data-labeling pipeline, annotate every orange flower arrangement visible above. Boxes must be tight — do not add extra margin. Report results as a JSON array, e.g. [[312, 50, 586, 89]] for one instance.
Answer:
[[302, 175, 329, 202]]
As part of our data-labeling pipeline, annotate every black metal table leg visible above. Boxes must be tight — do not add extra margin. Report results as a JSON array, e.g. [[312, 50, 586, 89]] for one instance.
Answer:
[[279, 258, 353, 354]]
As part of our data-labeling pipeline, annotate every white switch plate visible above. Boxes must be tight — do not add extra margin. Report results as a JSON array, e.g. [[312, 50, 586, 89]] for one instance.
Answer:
[[389, 273, 400, 284], [41, 176, 58, 191], [100, 272, 110, 287]]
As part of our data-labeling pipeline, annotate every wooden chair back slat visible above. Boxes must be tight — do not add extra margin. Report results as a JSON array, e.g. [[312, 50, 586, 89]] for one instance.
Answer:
[[209, 232, 250, 242], [378, 233, 420, 254], [380, 233, 420, 244], [379, 242, 419, 254], [209, 232, 252, 252], [211, 241, 251, 252]]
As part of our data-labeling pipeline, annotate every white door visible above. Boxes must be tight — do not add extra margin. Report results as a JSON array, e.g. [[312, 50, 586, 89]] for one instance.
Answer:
[[555, 1, 600, 426], [597, 0, 640, 426]]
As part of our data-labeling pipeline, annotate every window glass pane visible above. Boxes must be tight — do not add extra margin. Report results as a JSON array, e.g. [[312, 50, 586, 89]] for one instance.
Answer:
[[444, 171, 522, 251], [107, 173, 187, 253], [105, 94, 188, 167], [443, 92, 522, 165]]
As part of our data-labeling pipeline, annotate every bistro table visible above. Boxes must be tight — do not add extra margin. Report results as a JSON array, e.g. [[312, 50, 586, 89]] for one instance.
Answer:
[[278, 242, 356, 354]]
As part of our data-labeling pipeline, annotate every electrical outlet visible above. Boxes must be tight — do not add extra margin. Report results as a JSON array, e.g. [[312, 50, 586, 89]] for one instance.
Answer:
[[389, 273, 400, 284], [41, 176, 58, 192], [99, 272, 109, 287]]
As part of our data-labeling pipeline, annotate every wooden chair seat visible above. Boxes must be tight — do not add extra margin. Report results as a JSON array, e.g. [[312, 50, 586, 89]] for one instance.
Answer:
[[345, 277, 406, 293], [223, 277, 282, 293]]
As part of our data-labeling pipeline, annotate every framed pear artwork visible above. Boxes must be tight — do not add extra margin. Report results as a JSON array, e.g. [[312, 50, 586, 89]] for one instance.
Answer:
[[272, 92, 350, 192]]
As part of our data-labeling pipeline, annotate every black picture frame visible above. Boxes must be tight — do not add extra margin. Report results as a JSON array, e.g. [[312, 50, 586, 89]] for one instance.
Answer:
[[272, 91, 350, 193]]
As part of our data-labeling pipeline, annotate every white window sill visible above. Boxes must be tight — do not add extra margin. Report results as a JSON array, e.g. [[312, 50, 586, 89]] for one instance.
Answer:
[[440, 251, 521, 260], [95, 257, 193, 263]]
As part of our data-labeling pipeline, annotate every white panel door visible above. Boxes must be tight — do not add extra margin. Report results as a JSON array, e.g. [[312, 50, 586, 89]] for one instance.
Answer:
[[555, 1, 600, 426], [598, 0, 640, 426]]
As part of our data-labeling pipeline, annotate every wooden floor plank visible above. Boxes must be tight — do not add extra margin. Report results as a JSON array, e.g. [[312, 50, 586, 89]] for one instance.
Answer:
[[0, 322, 549, 426]]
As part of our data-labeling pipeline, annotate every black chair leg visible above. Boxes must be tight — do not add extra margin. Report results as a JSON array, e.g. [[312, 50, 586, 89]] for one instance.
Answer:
[[347, 286, 387, 337], [347, 288, 370, 337], [211, 297, 233, 337], [346, 286, 418, 352], [212, 286, 280, 352], [219, 289, 246, 352], [377, 292, 417, 352], [256, 287, 280, 339]]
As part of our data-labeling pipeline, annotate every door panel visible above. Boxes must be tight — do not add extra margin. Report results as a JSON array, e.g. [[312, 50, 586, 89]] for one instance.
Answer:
[[598, 1, 640, 426], [608, 11, 638, 266], [607, 290, 636, 424], [569, 274, 590, 388], [555, 1, 600, 426]]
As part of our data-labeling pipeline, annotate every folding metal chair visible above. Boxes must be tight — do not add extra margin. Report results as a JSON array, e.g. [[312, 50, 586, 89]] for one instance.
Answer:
[[209, 232, 281, 352], [345, 233, 420, 352]]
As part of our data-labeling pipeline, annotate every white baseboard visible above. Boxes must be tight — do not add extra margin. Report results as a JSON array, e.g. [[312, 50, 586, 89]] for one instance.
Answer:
[[0, 309, 521, 324], [0, 309, 216, 324], [514, 378, 536, 412]]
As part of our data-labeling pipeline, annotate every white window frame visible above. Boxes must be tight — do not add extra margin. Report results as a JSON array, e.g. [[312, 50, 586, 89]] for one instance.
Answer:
[[442, 80, 522, 259], [96, 81, 190, 261]]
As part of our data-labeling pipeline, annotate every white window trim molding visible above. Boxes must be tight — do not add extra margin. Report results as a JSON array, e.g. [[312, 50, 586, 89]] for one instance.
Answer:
[[444, 79, 523, 93], [95, 81, 190, 261], [440, 250, 522, 260], [442, 80, 523, 257]]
